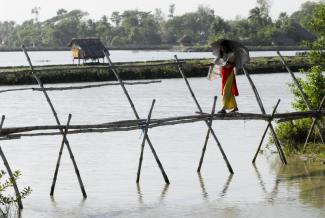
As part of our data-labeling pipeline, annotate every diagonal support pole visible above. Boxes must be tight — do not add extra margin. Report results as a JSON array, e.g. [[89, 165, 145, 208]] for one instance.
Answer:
[[243, 67, 287, 164], [303, 96, 325, 150], [174, 55, 234, 174], [22, 46, 87, 198], [252, 99, 281, 163], [277, 51, 324, 143], [197, 96, 217, 172], [103, 49, 170, 184], [136, 99, 156, 183], [50, 114, 72, 196], [0, 115, 23, 209]]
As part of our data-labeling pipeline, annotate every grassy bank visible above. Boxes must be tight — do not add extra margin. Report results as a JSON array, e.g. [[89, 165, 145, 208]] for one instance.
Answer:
[[0, 56, 311, 85], [282, 143, 325, 164]]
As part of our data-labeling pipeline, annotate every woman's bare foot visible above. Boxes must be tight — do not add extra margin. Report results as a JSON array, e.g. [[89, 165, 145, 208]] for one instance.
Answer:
[[230, 107, 238, 113]]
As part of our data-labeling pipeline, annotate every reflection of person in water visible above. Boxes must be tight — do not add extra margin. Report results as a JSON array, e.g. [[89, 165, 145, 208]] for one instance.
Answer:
[[211, 39, 239, 113]]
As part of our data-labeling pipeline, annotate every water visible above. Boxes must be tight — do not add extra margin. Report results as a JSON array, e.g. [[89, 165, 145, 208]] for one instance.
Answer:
[[0, 73, 324, 217], [0, 50, 301, 67]]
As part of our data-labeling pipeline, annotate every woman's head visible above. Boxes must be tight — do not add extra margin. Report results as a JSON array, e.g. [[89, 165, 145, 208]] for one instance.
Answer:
[[211, 39, 232, 57]]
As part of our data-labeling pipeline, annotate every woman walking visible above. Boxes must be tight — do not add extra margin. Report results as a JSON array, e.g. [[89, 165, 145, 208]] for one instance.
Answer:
[[209, 39, 249, 113]]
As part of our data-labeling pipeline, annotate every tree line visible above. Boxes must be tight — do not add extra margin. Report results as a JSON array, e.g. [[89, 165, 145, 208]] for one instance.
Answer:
[[0, 0, 322, 49]]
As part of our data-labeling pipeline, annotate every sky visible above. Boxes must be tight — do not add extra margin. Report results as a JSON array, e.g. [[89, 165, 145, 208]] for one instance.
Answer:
[[0, 0, 316, 23]]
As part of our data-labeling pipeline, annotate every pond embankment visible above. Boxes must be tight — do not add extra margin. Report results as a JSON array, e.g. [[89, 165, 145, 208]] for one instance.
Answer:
[[0, 56, 311, 85]]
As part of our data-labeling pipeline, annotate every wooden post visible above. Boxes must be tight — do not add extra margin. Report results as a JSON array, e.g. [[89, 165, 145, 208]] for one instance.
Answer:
[[243, 67, 287, 164], [277, 51, 324, 143], [103, 49, 170, 184], [304, 96, 325, 150], [0, 115, 23, 209], [174, 55, 234, 174], [197, 96, 217, 172], [50, 114, 72, 196], [21, 46, 87, 198], [252, 99, 281, 163], [136, 99, 156, 183]]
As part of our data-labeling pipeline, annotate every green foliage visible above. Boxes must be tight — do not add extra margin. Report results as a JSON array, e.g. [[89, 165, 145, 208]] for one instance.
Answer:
[[291, 66, 325, 111], [274, 2, 325, 152], [0, 170, 31, 217]]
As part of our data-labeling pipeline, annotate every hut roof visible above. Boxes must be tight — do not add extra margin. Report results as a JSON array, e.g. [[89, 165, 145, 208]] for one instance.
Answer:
[[68, 38, 106, 59]]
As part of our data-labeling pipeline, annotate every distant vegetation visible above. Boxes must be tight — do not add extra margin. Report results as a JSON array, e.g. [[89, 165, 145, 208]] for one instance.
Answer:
[[0, 0, 322, 49]]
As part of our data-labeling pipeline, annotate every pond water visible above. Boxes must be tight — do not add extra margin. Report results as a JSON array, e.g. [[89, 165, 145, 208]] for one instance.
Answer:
[[0, 72, 324, 217], [0, 50, 301, 67]]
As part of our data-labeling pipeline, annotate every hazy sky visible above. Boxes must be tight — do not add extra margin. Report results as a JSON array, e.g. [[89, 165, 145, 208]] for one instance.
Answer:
[[0, 0, 315, 23]]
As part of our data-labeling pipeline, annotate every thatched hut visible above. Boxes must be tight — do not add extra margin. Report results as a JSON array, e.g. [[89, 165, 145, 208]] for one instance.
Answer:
[[68, 38, 107, 64]]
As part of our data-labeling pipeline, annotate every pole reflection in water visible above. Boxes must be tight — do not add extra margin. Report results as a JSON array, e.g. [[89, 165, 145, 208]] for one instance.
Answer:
[[197, 172, 234, 200], [197, 172, 208, 200], [253, 163, 280, 202], [136, 183, 169, 205], [219, 174, 233, 198]]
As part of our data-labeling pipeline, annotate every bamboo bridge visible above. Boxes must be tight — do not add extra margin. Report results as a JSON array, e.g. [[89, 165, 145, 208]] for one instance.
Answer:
[[0, 47, 323, 209]]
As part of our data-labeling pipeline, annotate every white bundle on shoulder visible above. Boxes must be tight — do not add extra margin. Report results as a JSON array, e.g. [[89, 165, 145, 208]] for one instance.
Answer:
[[207, 64, 221, 80]]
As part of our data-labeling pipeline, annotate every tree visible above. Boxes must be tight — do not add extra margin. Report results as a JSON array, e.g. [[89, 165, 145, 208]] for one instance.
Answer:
[[0, 21, 15, 46], [111, 11, 122, 27], [308, 3, 325, 65], [57, 8, 67, 16], [31, 7, 40, 22], [291, 1, 321, 33], [168, 4, 175, 19], [274, 3, 325, 150]]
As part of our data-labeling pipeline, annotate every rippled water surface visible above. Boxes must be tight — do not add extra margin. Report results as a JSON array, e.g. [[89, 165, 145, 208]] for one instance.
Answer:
[[0, 73, 324, 218]]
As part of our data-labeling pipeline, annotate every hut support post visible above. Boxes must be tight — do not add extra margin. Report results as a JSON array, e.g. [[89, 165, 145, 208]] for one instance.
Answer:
[[197, 96, 217, 172], [50, 114, 72, 196], [174, 55, 234, 174], [136, 99, 156, 183], [252, 99, 281, 163], [103, 49, 170, 184], [21, 46, 87, 198], [277, 51, 324, 143], [304, 96, 325, 150], [0, 115, 23, 209], [243, 67, 287, 164]]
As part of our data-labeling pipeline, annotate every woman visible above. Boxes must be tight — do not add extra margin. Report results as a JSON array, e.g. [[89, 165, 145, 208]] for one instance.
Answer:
[[211, 39, 240, 113]]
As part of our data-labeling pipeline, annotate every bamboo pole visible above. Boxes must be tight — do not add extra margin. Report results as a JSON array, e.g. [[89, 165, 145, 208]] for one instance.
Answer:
[[277, 51, 324, 143], [103, 49, 170, 184], [136, 99, 156, 183], [197, 96, 217, 172], [174, 55, 234, 174], [0, 81, 161, 94], [252, 99, 281, 163], [303, 96, 325, 150], [0, 110, 324, 138], [0, 88, 32, 94], [276, 110, 325, 122], [0, 115, 23, 209], [50, 114, 72, 196], [243, 67, 287, 164], [21, 45, 87, 198]]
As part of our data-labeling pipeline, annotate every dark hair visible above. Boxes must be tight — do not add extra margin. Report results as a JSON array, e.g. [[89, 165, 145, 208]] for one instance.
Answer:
[[210, 39, 232, 58], [219, 39, 232, 53]]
